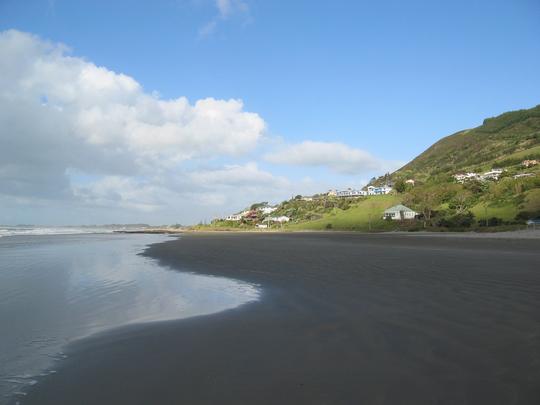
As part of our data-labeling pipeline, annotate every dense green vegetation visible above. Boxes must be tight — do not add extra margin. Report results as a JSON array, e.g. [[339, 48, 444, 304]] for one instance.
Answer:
[[357, 104, 540, 231], [288, 175, 540, 232], [272, 195, 358, 221]]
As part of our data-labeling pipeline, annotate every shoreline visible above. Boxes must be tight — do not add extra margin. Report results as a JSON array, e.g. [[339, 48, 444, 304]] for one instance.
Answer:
[[1, 233, 260, 404], [128, 227, 540, 240], [24, 232, 540, 404]]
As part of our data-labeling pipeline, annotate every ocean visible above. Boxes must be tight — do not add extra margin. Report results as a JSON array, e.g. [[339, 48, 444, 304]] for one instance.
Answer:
[[0, 231, 259, 403]]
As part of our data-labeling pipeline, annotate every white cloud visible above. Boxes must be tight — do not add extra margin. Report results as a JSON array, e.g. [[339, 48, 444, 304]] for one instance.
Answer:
[[216, 0, 233, 17], [72, 176, 169, 213], [188, 162, 289, 188], [216, 0, 248, 18], [71, 163, 292, 220], [0, 30, 265, 204], [1, 30, 265, 164], [199, 0, 249, 37], [265, 141, 402, 175], [0, 30, 279, 223], [199, 20, 218, 37], [183, 163, 292, 210]]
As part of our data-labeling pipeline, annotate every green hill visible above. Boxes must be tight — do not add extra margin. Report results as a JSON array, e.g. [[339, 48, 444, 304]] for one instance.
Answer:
[[296, 105, 540, 231], [205, 104, 540, 232], [286, 195, 401, 231], [396, 104, 540, 180]]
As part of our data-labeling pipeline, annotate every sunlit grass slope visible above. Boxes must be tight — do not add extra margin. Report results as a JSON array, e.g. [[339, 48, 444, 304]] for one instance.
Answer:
[[287, 195, 401, 231]]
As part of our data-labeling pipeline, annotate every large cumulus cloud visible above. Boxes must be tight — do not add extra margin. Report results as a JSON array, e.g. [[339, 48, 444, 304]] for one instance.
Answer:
[[0, 30, 273, 221]]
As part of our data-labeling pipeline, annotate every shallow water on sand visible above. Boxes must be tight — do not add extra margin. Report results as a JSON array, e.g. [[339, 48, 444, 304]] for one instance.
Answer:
[[0, 233, 259, 403]]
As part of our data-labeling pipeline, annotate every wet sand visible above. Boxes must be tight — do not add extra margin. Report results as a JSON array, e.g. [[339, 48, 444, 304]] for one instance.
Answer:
[[24, 232, 540, 404]]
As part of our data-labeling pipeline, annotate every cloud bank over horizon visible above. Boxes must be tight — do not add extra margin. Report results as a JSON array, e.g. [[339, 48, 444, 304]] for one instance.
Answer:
[[0, 30, 392, 225]]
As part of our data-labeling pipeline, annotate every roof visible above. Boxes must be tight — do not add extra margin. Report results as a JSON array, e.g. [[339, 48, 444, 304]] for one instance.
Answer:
[[384, 204, 416, 213]]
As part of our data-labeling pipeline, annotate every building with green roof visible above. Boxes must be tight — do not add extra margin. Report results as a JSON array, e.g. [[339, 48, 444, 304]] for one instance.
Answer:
[[383, 204, 418, 221]]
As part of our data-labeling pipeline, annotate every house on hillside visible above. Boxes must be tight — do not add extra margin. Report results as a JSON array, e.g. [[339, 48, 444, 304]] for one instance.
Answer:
[[514, 173, 535, 179], [265, 215, 290, 223], [454, 169, 504, 183], [480, 169, 503, 181], [453, 172, 480, 183], [337, 188, 367, 197], [259, 205, 278, 215], [243, 210, 259, 221], [367, 185, 393, 195], [225, 209, 251, 221], [383, 205, 418, 220], [522, 159, 538, 168], [327, 189, 338, 197]]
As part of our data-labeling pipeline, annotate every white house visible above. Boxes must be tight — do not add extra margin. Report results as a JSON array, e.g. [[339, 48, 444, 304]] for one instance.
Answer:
[[225, 210, 251, 221], [367, 185, 393, 195], [480, 169, 503, 181], [259, 205, 278, 215], [383, 204, 418, 220], [327, 189, 338, 196], [522, 159, 538, 168], [454, 169, 504, 183], [514, 173, 535, 179], [336, 188, 367, 197], [266, 216, 290, 223], [453, 172, 480, 183]]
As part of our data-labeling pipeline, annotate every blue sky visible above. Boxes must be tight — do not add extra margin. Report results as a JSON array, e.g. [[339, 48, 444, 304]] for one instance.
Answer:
[[1, 0, 539, 225]]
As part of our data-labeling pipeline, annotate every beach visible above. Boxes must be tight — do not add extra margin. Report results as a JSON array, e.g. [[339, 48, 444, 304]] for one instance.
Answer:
[[24, 232, 540, 404]]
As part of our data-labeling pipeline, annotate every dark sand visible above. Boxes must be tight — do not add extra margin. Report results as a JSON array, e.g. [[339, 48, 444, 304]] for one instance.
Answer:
[[24, 233, 540, 404]]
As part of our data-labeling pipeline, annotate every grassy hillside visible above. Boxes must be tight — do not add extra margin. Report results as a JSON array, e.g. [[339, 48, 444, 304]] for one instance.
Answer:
[[287, 195, 401, 231], [293, 105, 540, 231], [396, 104, 540, 181]]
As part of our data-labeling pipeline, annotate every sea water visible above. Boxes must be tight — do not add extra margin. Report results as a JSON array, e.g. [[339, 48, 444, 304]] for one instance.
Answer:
[[0, 233, 259, 403]]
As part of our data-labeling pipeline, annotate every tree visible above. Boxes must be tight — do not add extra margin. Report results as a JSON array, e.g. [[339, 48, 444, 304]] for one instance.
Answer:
[[394, 179, 406, 193], [463, 180, 487, 195], [406, 185, 443, 227], [449, 189, 473, 214], [250, 202, 268, 210], [513, 180, 524, 195]]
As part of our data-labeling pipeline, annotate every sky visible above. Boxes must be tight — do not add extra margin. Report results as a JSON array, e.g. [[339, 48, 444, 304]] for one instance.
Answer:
[[0, 0, 539, 225]]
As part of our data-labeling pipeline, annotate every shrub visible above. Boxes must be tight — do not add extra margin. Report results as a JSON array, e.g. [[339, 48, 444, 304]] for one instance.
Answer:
[[478, 217, 504, 227], [394, 179, 406, 193], [515, 210, 540, 221], [436, 211, 475, 228]]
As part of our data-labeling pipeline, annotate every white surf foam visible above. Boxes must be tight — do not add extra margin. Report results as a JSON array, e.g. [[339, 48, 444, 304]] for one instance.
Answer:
[[0, 226, 116, 237]]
